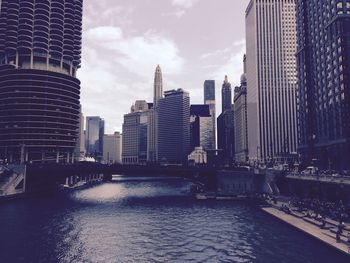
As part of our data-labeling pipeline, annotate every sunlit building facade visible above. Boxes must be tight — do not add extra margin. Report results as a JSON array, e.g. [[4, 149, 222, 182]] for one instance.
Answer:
[[103, 132, 122, 164], [246, 0, 298, 162]]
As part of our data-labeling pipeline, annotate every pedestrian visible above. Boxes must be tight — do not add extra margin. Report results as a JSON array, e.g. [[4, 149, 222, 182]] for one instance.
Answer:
[[336, 230, 341, 243]]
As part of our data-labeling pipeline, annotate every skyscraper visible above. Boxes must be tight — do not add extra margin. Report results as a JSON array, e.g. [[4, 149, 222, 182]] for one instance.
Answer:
[[158, 89, 190, 164], [221, 76, 232, 113], [204, 80, 216, 149], [246, 0, 298, 162], [217, 76, 235, 165], [122, 102, 149, 165], [0, 0, 83, 163], [86, 117, 105, 160], [103, 132, 122, 164], [217, 110, 235, 166], [190, 105, 214, 151], [296, 0, 350, 170], [153, 65, 163, 107], [234, 55, 249, 163], [147, 65, 163, 162]]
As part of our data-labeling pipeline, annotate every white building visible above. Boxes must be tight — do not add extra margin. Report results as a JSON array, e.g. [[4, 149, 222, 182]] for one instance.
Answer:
[[103, 132, 122, 164], [245, 0, 298, 162], [188, 147, 207, 165], [147, 65, 163, 163]]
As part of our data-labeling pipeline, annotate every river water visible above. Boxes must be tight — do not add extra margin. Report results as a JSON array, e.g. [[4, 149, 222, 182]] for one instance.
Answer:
[[0, 177, 348, 263]]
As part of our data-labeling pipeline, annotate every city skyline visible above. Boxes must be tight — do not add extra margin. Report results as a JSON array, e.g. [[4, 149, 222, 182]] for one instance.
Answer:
[[78, 0, 250, 133]]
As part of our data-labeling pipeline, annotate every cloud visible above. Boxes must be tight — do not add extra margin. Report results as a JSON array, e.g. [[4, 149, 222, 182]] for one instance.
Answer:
[[161, 10, 186, 18], [85, 27, 185, 78], [210, 41, 246, 86], [172, 0, 200, 9], [85, 26, 123, 42], [78, 26, 186, 132], [201, 39, 245, 60], [198, 39, 246, 86]]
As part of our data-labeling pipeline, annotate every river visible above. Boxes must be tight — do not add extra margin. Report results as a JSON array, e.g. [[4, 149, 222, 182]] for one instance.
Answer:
[[0, 177, 348, 263]]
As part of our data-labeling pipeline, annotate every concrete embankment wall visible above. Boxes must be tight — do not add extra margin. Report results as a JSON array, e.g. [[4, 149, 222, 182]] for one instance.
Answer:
[[215, 169, 285, 196], [0, 165, 26, 198], [278, 176, 350, 203]]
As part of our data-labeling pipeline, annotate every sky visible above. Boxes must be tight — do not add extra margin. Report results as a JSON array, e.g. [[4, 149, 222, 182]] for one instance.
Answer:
[[78, 0, 251, 134]]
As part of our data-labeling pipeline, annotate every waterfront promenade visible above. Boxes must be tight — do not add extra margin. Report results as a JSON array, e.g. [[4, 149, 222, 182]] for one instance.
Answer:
[[262, 205, 350, 256]]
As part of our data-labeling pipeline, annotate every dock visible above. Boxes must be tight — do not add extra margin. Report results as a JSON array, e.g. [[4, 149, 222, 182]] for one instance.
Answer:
[[261, 206, 350, 256]]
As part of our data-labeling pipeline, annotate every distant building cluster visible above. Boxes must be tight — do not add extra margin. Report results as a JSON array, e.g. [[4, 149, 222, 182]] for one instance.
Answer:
[[0, 0, 349, 171], [121, 66, 213, 165]]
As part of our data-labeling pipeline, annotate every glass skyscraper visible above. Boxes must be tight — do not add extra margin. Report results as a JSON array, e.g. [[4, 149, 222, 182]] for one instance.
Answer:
[[0, 0, 83, 163], [158, 89, 190, 164], [86, 116, 105, 160]]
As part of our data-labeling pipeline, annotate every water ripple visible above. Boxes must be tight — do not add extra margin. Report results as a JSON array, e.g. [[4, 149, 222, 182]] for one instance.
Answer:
[[0, 179, 349, 263]]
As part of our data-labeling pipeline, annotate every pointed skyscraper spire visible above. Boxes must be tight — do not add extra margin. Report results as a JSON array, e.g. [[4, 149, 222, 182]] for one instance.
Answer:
[[153, 65, 163, 107]]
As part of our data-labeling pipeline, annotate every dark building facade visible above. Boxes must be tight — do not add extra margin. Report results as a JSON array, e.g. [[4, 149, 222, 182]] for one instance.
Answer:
[[296, 0, 350, 170], [158, 89, 190, 164], [0, 0, 83, 163], [221, 76, 232, 113], [217, 76, 235, 166], [217, 110, 235, 166], [190, 105, 213, 151]]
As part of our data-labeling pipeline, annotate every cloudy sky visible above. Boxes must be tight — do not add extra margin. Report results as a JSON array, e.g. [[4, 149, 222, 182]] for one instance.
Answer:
[[79, 0, 251, 133]]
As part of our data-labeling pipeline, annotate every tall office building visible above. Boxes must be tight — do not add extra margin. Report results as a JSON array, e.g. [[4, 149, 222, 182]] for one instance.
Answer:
[[190, 105, 214, 151], [153, 65, 163, 107], [221, 76, 232, 113], [147, 65, 163, 162], [103, 132, 122, 164], [217, 75, 235, 165], [85, 117, 105, 160], [246, 0, 298, 162], [296, 0, 350, 170], [122, 102, 149, 165], [0, 0, 83, 163], [204, 80, 216, 149], [234, 55, 249, 163], [158, 89, 190, 164], [217, 109, 235, 166]]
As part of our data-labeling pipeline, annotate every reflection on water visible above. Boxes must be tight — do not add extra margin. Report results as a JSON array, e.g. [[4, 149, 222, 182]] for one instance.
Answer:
[[0, 177, 348, 263]]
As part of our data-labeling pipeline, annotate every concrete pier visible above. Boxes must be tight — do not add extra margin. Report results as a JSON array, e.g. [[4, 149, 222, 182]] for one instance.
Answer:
[[261, 206, 350, 256]]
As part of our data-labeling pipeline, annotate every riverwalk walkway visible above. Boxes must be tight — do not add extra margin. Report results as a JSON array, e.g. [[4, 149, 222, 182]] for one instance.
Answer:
[[261, 206, 350, 256]]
